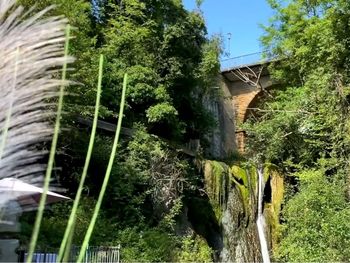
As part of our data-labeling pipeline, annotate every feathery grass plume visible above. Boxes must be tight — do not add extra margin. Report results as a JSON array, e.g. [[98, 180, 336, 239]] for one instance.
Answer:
[[0, 0, 72, 255], [0, 0, 72, 184]]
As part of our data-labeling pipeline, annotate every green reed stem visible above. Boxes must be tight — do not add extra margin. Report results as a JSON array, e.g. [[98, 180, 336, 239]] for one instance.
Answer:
[[56, 54, 104, 263], [26, 25, 70, 263], [77, 73, 128, 263]]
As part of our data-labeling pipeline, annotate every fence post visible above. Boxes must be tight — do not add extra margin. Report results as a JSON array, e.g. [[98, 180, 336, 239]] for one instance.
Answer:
[[117, 245, 120, 263]]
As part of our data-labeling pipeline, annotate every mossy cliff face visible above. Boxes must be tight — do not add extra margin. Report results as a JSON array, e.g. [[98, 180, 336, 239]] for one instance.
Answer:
[[263, 164, 284, 250], [203, 161, 230, 221], [203, 160, 284, 262]]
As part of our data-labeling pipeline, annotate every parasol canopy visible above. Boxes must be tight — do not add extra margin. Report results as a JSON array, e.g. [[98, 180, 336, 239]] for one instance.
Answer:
[[0, 177, 70, 212]]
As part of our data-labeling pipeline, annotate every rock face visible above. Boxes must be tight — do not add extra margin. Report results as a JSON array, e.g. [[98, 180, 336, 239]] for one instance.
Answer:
[[200, 69, 283, 262], [202, 77, 237, 159], [220, 187, 261, 263], [202, 161, 284, 262]]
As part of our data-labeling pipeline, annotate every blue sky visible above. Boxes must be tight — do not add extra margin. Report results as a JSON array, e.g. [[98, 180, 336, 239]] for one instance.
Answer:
[[183, 0, 274, 58]]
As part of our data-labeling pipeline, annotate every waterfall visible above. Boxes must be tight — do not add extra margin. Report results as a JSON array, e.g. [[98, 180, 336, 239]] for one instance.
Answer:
[[257, 167, 271, 263]]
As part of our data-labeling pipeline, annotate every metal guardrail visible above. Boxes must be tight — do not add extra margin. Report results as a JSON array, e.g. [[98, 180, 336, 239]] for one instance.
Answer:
[[20, 245, 121, 263], [70, 246, 121, 263], [220, 52, 270, 71]]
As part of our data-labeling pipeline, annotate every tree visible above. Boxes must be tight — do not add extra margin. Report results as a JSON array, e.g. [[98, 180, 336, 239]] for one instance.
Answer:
[[243, 0, 350, 260], [99, 0, 220, 141], [276, 170, 350, 262], [245, 0, 350, 169], [19, 0, 220, 142], [16, 1, 220, 258], [17, 0, 108, 117]]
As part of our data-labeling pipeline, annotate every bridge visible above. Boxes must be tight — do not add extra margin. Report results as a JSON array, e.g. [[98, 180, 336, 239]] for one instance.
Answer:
[[77, 52, 276, 158], [212, 53, 276, 154]]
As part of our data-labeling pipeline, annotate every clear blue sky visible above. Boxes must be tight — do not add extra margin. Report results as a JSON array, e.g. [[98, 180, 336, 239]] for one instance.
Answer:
[[183, 0, 274, 58]]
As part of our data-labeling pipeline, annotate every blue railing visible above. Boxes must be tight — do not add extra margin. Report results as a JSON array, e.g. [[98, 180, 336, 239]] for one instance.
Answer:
[[20, 245, 121, 263], [220, 52, 269, 71]]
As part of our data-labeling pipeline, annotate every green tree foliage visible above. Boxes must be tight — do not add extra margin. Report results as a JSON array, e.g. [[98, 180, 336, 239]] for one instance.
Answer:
[[20, 197, 118, 248], [55, 126, 190, 225], [176, 234, 213, 262], [19, 0, 220, 139], [116, 227, 178, 262], [100, 0, 220, 140], [21, 201, 182, 262], [17, 0, 108, 116], [243, 0, 350, 260], [17, 0, 220, 259], [245, 0, 350, 168], [276, 170, 350, 261], [262, 0, 350, 85], [104, 127, 192, 225]]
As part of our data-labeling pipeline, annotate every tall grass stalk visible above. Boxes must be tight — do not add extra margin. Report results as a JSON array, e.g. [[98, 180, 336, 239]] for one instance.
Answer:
[[26, 25, 71, 263], [77, 74, 128, 263], [56, 54, 104, 263]]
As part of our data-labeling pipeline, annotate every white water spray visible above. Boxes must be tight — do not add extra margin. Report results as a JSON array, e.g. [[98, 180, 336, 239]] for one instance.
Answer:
[[257, 167, 271, 263]]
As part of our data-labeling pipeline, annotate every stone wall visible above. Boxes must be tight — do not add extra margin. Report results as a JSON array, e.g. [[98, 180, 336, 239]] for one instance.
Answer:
[[221, 65, 275, 153], [204, 64, 275, 155], [203, 76, 237, 159]]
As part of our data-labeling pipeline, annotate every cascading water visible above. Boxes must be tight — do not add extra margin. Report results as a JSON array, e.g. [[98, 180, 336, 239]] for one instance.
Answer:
[[204, 161, 279, 262], [257, 167, 271, 263]]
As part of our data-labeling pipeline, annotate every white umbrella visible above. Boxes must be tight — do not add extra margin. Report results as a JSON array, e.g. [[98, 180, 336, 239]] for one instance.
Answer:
[[0, 178, 70, 230], [0, 177, 70, 212]]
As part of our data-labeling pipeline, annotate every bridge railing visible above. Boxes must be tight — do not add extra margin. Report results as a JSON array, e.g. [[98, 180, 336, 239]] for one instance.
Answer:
[[20, 245, 121, 263], [220, 52, 271, 71]]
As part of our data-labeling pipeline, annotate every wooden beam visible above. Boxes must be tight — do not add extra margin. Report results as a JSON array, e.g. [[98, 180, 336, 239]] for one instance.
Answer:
[[75, 116, 196, 157], [76, 116, 134, 137]]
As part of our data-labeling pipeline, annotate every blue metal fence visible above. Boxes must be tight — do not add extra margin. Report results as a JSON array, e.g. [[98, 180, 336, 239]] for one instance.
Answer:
[[20, 245, 121, 263], [23, 252, 57, 263]]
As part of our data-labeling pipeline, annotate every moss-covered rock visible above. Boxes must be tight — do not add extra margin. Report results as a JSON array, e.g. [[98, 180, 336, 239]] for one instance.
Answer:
[[264, 169, 284, 251], [201, 160, 284, 262], [230, 165, 253, 218], [203, 160, 230, 221]]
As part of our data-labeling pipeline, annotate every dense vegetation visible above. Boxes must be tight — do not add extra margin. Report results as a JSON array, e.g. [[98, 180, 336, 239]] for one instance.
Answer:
[[16, 0, 220, 261], [244, 0, 350, 261], [14, 0, 350, 262]]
